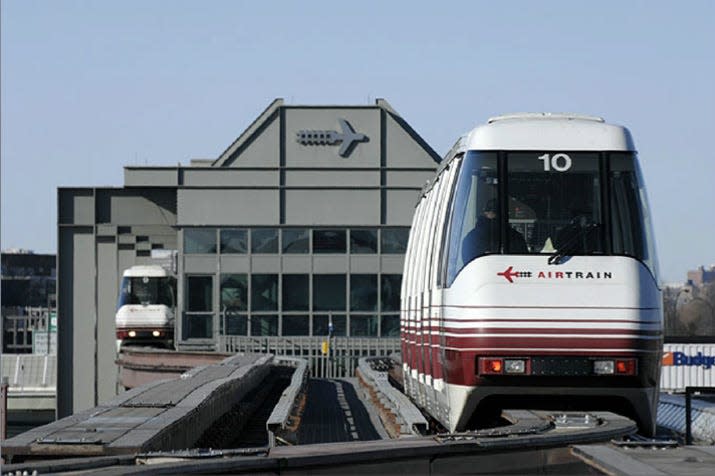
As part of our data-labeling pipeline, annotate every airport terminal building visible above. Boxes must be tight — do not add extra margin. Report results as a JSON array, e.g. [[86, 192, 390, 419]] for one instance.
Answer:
[[57, 99, 440, 416]]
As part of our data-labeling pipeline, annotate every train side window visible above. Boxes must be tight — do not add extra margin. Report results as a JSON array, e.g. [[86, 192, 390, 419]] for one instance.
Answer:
[[609, 153, 657, 277], [445, 152, 499, 286], [436, 162, 461, 288]]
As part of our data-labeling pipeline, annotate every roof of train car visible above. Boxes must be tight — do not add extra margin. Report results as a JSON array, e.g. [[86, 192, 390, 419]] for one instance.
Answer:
[[465, 113, 635, 153], [418, 113, 636, 202]]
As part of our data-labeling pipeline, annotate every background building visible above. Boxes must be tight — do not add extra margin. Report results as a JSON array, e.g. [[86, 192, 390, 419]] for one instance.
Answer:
[[687, 265, 715, 287], [57, 99, 440, 417], [1, 250, 56, 354]]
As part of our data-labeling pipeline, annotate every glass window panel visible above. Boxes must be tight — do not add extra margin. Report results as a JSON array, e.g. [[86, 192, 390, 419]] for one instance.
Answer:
[[313, 274, 346, 311], [381, 314, 400, 337], [282, 229, 309, 253], [508, 152, 603, 256], [251, 229, 279, 253], [251, 274, 278, 311], [381, 274, 402, 312], [350, 229, 378, 254], [313, 229, 346, 253], [610, 153, 656, 276], [445, 153, 499, 285], [282, 315, 310, 336], [381, 228, 410, 254], [222, 312, 247, 335], [313, 314, 346, 336], [282, 274, 309, 311], [220, 229, 247, 254], [183, 314, 213, 339], [350, 315, 378, 336], [220, 274, 247, 311], [250, 315, 278, 336], [350, 274, 377, 311], [184, 228, 217, 254], [186, 276, 213, 312]]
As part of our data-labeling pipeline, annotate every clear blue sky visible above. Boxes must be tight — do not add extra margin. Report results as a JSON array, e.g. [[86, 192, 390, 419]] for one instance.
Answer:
[[2, 0, 713, 283]]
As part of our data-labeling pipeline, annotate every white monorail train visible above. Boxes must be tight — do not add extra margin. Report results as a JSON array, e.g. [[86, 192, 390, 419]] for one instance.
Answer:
[[116, 265, 176, 349], [401, 113, 662, 435]]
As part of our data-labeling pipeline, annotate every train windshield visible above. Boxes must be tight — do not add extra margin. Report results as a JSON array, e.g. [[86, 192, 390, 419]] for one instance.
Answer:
[[446, 151, 657, 284], [117, 276, 175, 309]]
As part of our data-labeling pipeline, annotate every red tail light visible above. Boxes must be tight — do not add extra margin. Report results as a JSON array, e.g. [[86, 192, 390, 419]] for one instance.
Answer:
[[116, 330, 128, 340], [480, 358, 504, 375], [615, 358, 637, 375]]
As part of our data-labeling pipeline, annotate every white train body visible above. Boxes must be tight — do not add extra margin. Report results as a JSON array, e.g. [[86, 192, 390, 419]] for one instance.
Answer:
[[115, 265, 176, 348], [401, 114, 662, 435]]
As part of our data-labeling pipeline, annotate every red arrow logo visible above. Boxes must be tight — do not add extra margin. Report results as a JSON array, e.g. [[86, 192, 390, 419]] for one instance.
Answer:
[[497, 266, 519, 283]]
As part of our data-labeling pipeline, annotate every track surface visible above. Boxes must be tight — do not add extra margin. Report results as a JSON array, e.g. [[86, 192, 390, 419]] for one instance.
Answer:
[[297, 378, 381, 444]]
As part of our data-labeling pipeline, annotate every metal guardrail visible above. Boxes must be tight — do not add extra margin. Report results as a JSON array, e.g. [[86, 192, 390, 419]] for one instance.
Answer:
[[685, 386, 715, 445], [219, 336, 401, 378], [265, 357, 309, 447], [0, 354, 56, 391], [356, 356, 427, 437]]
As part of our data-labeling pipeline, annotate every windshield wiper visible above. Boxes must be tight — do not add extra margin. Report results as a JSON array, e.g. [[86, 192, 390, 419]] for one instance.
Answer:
[[548, 224, 597, 265]]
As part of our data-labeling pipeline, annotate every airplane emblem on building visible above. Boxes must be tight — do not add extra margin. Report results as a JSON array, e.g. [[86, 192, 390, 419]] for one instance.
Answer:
[[296, 118, 368, 157]]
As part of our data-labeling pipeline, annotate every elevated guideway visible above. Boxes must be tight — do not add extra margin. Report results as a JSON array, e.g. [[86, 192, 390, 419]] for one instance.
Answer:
[[2, 353, 282, 459]]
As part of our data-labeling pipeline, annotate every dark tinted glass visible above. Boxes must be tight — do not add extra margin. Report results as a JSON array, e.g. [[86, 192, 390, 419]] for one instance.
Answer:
[[220, 229, 247, 253], [184, 314, 212, 339], [313, 315, 346, 336], [117, 277, 174, 308], [220, 274, 247, 311], [350, 315, 378, 336], [446, 153, 499, 285], [350, 274, 377, 311], [251, 229, 279, 253], [381, 228, 410, 253], [282, 315, 309, 336], [313, 229, 346, 253], [508, 152, 603, 255], [282, 274, 309, 311], [251, 274, 278, 311], [380, 315, 400, 337], [313, 275, 346, 311], [610, 153, 648, 262], [350, 229, 378, 254], [250, 315, 278, 336], [186, 276, 212, 312], [223, 313, 247, 335], [184, 228, 217, 254], [380, 274, 402, 312], [282, 229, 309, 253]]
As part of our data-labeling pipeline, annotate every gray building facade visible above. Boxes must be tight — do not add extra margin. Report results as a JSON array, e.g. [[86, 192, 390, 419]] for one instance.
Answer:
[[57, 99, 439, 417]]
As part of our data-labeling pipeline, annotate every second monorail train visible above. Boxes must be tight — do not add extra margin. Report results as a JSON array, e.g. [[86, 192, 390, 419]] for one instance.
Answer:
[[401, 113, 662, 435]]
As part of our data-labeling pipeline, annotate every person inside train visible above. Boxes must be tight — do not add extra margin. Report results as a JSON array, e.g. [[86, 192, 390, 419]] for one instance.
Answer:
[[553, 206, 603, 255], [461, 199, 527, 264]]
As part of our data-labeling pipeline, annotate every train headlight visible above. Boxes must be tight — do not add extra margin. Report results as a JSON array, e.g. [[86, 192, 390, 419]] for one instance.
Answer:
[[128, 330, 137, 338], [152, 330, 161, 337], [504, 359, 526, 374], [593, 360, 614, 375]]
